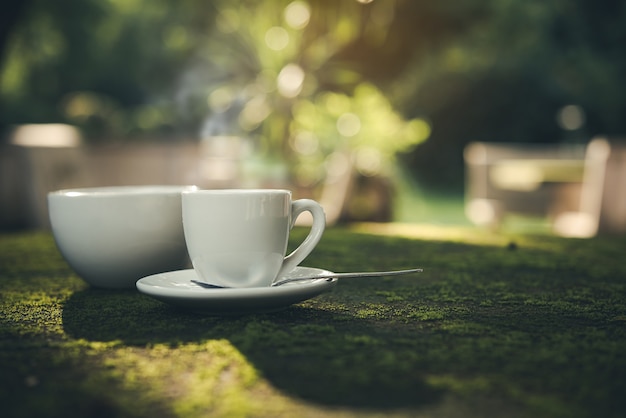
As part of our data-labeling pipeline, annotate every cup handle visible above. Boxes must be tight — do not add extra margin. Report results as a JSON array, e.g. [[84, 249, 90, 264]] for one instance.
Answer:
[[277, 199, 326, 277]]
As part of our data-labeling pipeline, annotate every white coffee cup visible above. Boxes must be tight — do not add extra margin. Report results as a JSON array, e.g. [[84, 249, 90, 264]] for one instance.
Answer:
[[182, 189, 325, 288]]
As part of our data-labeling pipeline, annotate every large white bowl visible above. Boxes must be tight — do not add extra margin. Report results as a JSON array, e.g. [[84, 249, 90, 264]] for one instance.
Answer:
[[48, 185, 195, 289]]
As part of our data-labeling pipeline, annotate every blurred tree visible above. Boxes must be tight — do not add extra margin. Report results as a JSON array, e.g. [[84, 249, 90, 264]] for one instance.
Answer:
[[190, 0, 430, 188], [395, 0, 626, 190], [0, 0, 217, 140], [1, 0, 625, 191]]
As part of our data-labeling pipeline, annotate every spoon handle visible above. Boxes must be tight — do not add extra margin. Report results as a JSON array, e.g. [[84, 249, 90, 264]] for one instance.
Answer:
[[271, 267, 423, 287], [191, 268, 423, 289]]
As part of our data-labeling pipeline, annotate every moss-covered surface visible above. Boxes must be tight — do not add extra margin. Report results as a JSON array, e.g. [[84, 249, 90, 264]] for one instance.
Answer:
[[1, 226, 625, 417]]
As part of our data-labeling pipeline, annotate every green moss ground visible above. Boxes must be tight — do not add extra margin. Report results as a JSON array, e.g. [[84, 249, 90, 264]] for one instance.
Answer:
[[1, 226, 626, 417]]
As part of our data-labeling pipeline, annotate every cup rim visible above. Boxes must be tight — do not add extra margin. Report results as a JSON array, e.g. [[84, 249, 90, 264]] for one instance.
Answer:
[[49, 185, 198, 197], [181, 188, 291, 196]]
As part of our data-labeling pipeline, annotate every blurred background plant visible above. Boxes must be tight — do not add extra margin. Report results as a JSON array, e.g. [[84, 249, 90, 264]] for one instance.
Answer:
[[189, 0, 431, 205], [1, 0, 625, 202]]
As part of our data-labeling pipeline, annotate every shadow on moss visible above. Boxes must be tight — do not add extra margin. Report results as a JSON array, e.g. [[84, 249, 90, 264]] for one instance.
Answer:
[[62, 288, 443, 409], [0, 328, 176, 418]]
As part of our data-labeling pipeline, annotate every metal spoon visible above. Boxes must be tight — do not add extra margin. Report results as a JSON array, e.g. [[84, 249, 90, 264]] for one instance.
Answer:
[[191, 268, 423, 289]]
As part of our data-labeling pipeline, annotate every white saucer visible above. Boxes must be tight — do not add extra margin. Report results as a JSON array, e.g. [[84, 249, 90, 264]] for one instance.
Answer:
[[136, 267, 337, 314]]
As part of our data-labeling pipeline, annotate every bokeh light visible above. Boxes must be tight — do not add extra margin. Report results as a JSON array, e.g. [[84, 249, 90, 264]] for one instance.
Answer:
[[336, 112, 361, 137], [356, 147, 382, 176], [265, 27, 290, 51], [238, 95, 271, 131], [284, 1, 311, 29], [208, 87, 235, 112], [277, 63, 305, 98], [556, 105, 586, 131], [291, 131, 319, 155]]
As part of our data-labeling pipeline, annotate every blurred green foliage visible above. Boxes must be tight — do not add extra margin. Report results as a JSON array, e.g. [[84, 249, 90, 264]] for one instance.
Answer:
[[290, 83, 430, 184], [0, 0, 216, 139], [397, 0, 626, 188], [1, 0, 625, 189], [193, 0, 430, 183]]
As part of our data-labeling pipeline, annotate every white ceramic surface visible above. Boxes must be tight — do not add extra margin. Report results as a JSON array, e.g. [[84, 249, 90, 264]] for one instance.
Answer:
[[182, 189, 325, 288], [48, 185, 196, 289], [136, 267, 337, 313]]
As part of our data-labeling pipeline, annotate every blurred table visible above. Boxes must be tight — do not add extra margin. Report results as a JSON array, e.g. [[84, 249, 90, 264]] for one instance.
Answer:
[[1, 226, 626, 418]]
